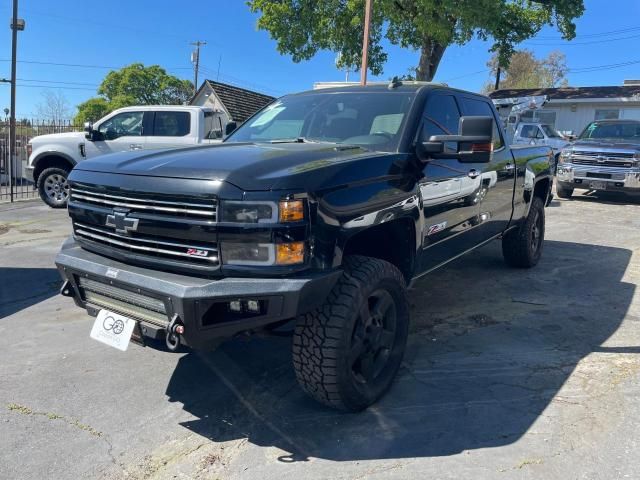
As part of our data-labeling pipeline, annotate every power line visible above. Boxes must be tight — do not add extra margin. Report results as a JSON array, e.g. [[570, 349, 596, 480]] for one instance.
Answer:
[[0, 83, 96, 91], [535, 25, 640, 40], [526, 32, 640, 46], [0, 58, 193, 71], [17, 78, 99, 86]]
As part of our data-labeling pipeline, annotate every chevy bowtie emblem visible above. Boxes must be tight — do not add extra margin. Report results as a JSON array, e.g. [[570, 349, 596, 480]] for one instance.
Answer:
[[106, 211, 139, 235]]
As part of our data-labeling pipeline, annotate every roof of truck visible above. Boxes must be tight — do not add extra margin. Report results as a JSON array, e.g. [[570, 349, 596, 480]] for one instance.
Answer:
[[111, 105, 215, 113], [298, 81, 490, 98]]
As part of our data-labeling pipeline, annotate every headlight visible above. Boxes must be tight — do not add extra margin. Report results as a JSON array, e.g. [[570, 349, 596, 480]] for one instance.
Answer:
[[558, 149, 573, 164], [220, 201, 277, 223], [221, 241, 305, 266], [220, 200, 305, 223]]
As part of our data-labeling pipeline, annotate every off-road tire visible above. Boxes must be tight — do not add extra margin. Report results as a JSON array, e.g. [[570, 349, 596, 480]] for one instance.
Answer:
[[292, 256, 409, 411], [37, 167, 70, 208], [502, 196, 545, 268], [556, 184, 573, 199]]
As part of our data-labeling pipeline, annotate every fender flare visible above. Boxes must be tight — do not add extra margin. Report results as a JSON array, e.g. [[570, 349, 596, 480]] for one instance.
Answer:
[[32, 152, 77, 182]]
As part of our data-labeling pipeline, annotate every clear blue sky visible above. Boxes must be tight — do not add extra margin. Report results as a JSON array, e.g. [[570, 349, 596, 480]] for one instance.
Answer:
[[1, 0, 639, 119]]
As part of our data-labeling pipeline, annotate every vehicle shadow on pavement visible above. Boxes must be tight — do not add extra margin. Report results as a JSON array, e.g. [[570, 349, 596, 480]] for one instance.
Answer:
[[165, 240, 634, 462], [568, 190, 640, 205], [0, 268, 61, 320]]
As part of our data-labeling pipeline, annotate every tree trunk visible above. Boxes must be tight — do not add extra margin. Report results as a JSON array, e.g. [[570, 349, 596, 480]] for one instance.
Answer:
[[416, 38, 447, 81]]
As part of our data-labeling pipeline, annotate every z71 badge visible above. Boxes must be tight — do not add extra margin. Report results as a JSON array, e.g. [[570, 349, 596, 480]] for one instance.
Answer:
[[186, 248, 210, 257], [427, 221, 447, 236]]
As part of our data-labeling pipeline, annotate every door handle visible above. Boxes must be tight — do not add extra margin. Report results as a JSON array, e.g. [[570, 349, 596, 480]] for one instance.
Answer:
[[503, 163, 515, 171], [467, 169, 480, 179], [129, 144, 143, 150]]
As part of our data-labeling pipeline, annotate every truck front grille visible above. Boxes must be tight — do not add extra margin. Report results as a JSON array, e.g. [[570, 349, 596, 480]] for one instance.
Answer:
[[74, 222, 219, 265], [78, 277, 169, 327], [571, 151, 635, 168], [70, 186, 218, 220]]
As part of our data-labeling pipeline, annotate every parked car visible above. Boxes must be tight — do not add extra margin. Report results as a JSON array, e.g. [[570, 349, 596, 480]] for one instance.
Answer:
[[55, 82, 553, 411], [512, 122, 569, 170], [556, 119, 640, 199], [26, 106, 227, 208]]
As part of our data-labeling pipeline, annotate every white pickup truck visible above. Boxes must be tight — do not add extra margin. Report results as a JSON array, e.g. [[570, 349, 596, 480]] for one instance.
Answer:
[[512, 122, 568, 153], [27, 105, 231, 207]]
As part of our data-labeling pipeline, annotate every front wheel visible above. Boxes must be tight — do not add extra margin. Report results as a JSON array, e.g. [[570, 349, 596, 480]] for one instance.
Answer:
[[292, 256, 409, 411], [556, 183, 573, 199], [37, 167, 70, 208], [502, 197, 545, 268]]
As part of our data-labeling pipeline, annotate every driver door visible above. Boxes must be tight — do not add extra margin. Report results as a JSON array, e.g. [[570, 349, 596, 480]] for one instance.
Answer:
[[85, 110, 148, 158]]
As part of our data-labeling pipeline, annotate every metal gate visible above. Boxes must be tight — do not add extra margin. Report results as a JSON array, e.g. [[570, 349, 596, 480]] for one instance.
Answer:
[[0, 119, 80, 203]]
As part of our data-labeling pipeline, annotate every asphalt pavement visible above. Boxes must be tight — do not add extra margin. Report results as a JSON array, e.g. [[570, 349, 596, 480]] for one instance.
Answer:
[[1, 190, 639, 480]]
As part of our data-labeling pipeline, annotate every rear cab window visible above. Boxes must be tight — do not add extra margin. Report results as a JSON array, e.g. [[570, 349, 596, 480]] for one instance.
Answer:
[[152, 111, 191, 137]]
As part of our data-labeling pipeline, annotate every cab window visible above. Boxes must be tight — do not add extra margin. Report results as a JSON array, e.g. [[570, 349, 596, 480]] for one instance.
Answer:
[[98, 111, 143, 140], [153, 111, 191, 137], [459, 97, 504, 149]]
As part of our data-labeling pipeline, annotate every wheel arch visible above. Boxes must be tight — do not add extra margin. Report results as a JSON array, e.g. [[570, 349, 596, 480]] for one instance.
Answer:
[[341, 216, 417, 283], [33, 153, 76, 184]]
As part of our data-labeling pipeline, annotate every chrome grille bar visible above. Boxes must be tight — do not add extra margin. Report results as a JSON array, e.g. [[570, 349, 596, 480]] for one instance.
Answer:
[[572, 150, 635, 159], [74, 223, 219, 263], [70, 187, 217, 219]]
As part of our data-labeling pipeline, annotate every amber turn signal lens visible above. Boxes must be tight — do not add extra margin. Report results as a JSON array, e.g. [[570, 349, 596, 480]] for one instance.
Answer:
[[279, 200, 304, 222], [276, 242, 305, 265]]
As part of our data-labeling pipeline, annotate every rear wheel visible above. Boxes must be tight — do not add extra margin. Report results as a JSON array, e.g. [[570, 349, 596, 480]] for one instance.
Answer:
[[37, 167, 70, 208], [556, 183, 573, 199], [292, 256, 409, 411], [502, 197, 545, 268]]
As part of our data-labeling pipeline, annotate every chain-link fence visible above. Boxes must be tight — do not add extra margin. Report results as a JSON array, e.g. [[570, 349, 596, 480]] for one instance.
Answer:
[[0, 119, 80, 202]]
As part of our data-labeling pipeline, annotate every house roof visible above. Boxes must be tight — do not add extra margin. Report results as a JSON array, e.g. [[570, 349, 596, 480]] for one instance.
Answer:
[[203, 80, 275, 122], [489, 85, 640, 101]]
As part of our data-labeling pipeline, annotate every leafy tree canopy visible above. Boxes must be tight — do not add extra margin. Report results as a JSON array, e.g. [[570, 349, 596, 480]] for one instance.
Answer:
[[74, 63, 193, 124], [248, 0, 585, 81], [484, 49, 568, 92]]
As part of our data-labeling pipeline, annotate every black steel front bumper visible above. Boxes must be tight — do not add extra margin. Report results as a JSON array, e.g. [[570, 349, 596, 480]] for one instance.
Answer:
[[55, 237, 342, 350]]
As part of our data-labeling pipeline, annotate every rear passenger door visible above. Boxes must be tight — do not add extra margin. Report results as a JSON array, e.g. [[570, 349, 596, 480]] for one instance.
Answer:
[[418, 92, 484, 272], [145, 111, 195, 150], [458, 95, 515, 238]]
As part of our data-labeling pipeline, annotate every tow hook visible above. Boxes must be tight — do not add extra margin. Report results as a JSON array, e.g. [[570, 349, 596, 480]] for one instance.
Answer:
[[165, 314, 185, 351], [60, 280, 75, 298]]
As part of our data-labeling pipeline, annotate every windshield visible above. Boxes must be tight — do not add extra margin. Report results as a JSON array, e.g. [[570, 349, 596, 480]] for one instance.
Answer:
[[225, 91, 416, 151], [541, 124, 562, 138], [579, 121, 640, 142]]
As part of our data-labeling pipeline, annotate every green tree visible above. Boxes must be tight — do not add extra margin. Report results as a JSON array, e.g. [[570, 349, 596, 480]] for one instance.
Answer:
[[74, 63, 193, 124], [483, 49, 568, 93], [248, 0, 584, 81], [74, 98, 111, 125]]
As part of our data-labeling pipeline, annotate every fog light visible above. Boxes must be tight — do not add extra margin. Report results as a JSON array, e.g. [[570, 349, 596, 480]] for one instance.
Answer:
[[229, 300, 242, 312], [247, 300, 260, 313]]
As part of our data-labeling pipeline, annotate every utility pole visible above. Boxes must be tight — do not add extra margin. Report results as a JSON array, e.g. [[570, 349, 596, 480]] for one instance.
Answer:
[[9, 0, 24, 203], [360, 0, 373, 85], [190, 41, 206, 95], [494, 66, 501, 91]]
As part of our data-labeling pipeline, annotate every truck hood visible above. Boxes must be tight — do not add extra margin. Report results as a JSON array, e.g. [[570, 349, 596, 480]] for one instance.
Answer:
[[73, 142, 395, 191], [31, 131, 85, 145], [568, 139, 640, 151]]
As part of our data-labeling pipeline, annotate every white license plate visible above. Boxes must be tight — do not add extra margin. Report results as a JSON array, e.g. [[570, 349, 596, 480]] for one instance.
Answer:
[[90, 310, 136, 351], [588, 180, 607, 190]]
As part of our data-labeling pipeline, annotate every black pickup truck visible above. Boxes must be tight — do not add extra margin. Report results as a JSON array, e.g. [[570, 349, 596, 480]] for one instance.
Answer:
[[56, 82, 553, 411]]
